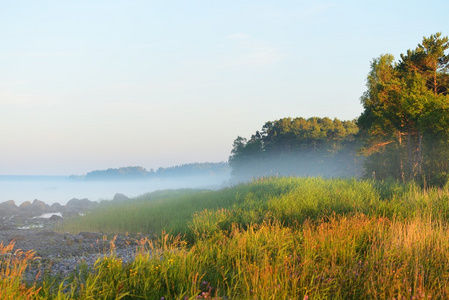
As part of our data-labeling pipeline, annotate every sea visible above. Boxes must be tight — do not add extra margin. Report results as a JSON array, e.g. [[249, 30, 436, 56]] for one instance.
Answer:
[[0, 175, 227, 205]]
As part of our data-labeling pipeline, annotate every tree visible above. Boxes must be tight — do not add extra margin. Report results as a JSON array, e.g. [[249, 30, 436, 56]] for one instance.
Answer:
[[400, 33, 449, 95], [359, 33, 449, 185], [229, 117, 362, 181]]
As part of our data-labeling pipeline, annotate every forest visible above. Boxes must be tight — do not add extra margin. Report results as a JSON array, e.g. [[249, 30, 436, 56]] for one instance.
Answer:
[[230, 33, 449, 187], [229, 117, 362, 179], [69, 163, 230, 181]]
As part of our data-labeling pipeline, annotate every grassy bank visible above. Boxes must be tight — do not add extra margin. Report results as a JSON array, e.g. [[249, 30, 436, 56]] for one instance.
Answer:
[[4, 177, 449, 298]]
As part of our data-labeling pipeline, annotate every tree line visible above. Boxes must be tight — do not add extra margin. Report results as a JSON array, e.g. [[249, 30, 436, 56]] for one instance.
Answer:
[[69, 163, 230, 181], [229, 33, 449, 186], [229, 117, 363, 180]]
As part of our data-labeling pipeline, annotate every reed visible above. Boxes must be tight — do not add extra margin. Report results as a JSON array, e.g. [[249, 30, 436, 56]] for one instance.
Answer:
[[7, 177, 449, 298], [0, 241, 41, 299]]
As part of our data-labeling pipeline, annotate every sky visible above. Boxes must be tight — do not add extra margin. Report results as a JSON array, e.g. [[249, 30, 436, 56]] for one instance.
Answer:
[[1, 0, 448, 175]]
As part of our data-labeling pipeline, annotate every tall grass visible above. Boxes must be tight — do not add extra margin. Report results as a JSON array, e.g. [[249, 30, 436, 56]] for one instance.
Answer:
[[0, 241, 41, 299], [60, 178, 380, 236], [60, 177, 449, 242], [7, 177, 449, 298], [33, 214, 449, 299], [58, 179, 298, 237]]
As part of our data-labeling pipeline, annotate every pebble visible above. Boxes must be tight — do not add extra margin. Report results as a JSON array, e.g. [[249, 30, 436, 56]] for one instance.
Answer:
[[0, 227, 154, 284], [25, 247, 142, 283]]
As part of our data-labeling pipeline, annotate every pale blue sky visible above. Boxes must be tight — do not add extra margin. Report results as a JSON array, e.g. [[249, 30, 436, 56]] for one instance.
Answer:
[[1, 0, 447, 175]]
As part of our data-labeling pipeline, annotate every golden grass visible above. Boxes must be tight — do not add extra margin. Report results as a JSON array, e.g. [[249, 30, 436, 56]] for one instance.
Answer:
[[5, 177, 449, 298]]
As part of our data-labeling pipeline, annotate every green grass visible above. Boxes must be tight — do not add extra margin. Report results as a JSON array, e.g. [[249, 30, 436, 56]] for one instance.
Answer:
[[59, 178, 381, 238], [58, 178, 298, 240], [60, 177, 449, 239], [6, 177, 449, 299]]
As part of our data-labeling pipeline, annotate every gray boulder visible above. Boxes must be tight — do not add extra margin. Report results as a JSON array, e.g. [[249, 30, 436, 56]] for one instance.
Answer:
[[20, 199, 47, 217], [36, 230, 58, 236], [73, 235, 83, 244], [32, 199, 48, 211], [19, 201, 32, 209], [49, 214, 63, 222], [112, 193, 129, 202], [1, 200, 16, 207], [51, 202, 63, 211], [0, 200, 19, 217], [79, 232, 102, 240], [66, 198, 94, 211]]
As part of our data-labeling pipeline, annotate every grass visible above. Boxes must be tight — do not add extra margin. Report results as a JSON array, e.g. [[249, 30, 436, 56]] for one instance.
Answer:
[[58, 179, 295, 240], [5, 177, 449, 298], [0, 241, 41, 299], [59, 178, 380, 238]]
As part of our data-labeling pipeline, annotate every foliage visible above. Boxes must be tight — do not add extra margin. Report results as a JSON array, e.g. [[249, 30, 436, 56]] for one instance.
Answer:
[[69, 163, 230, 181], [228, 33, 449, 187], [358, 32, 449, 186], [229, 117, 363, 181], [81, 166, 150, 180], [0, 241, 41, 299], [155, 162, 230, 178]]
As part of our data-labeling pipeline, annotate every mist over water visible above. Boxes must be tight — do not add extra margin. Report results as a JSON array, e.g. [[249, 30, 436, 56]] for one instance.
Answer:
[[0, 175, 230, 205]]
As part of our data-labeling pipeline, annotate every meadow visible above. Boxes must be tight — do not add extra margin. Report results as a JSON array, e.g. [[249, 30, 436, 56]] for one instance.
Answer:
[[4, 177, 449, 299]]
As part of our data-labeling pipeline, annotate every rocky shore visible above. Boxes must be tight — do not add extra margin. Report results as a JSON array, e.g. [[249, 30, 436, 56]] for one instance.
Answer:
[[0, 194, 153, 282]]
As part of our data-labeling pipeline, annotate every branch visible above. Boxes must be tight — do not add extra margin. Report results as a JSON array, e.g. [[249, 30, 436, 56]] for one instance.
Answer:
[[361, 140, 395, 155]]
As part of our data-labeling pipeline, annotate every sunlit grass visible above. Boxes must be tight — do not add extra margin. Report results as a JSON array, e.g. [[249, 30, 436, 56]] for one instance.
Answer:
[[59, 177, 383, 238], [6, 177, 449, 298], [34, 214, 449, 299], [57, 179, 296, 239], [0, 241, 41, 299]]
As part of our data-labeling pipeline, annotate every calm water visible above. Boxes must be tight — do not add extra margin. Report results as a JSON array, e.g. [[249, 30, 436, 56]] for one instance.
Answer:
[[0, 175, 227, 205]]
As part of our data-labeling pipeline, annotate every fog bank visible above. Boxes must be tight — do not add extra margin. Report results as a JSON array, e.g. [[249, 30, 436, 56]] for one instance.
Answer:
[[0, 175, 230, 205]]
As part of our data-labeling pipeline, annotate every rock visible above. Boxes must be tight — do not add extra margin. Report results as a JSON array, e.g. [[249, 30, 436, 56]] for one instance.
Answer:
[[36, 230, 57, 236], [0, 200, 19, 213], [51, 202, 63, 211], [0, 200, 16, 207], [0, 227, 142, 284], [10, 234, 26, 242], [73, 235, 83, 244], [11, 215, 27, 225], [0, 201, 19, 218], [79, 232, 102, 240], [0, 224, 13, 230], [112, 193, 129, 202], [32, 199, 48, 211], [66, 198, 94, 211], [19, 201, 32, 208], [19, 199, 47, 217], [49, 215, 63, 222], [66, 237, 74, 246], [63, 233, 74, 246]]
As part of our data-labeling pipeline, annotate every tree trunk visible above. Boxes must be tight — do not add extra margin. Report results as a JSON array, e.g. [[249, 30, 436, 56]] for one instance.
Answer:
[[417, 132, 423, 176], [398, 130, 405, 182], [407, 127, 414, 179]]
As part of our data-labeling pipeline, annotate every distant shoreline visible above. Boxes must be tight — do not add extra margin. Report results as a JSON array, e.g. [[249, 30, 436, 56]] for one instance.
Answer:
[[0, 174, 230, 206], [0, 175, 69, 181]]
